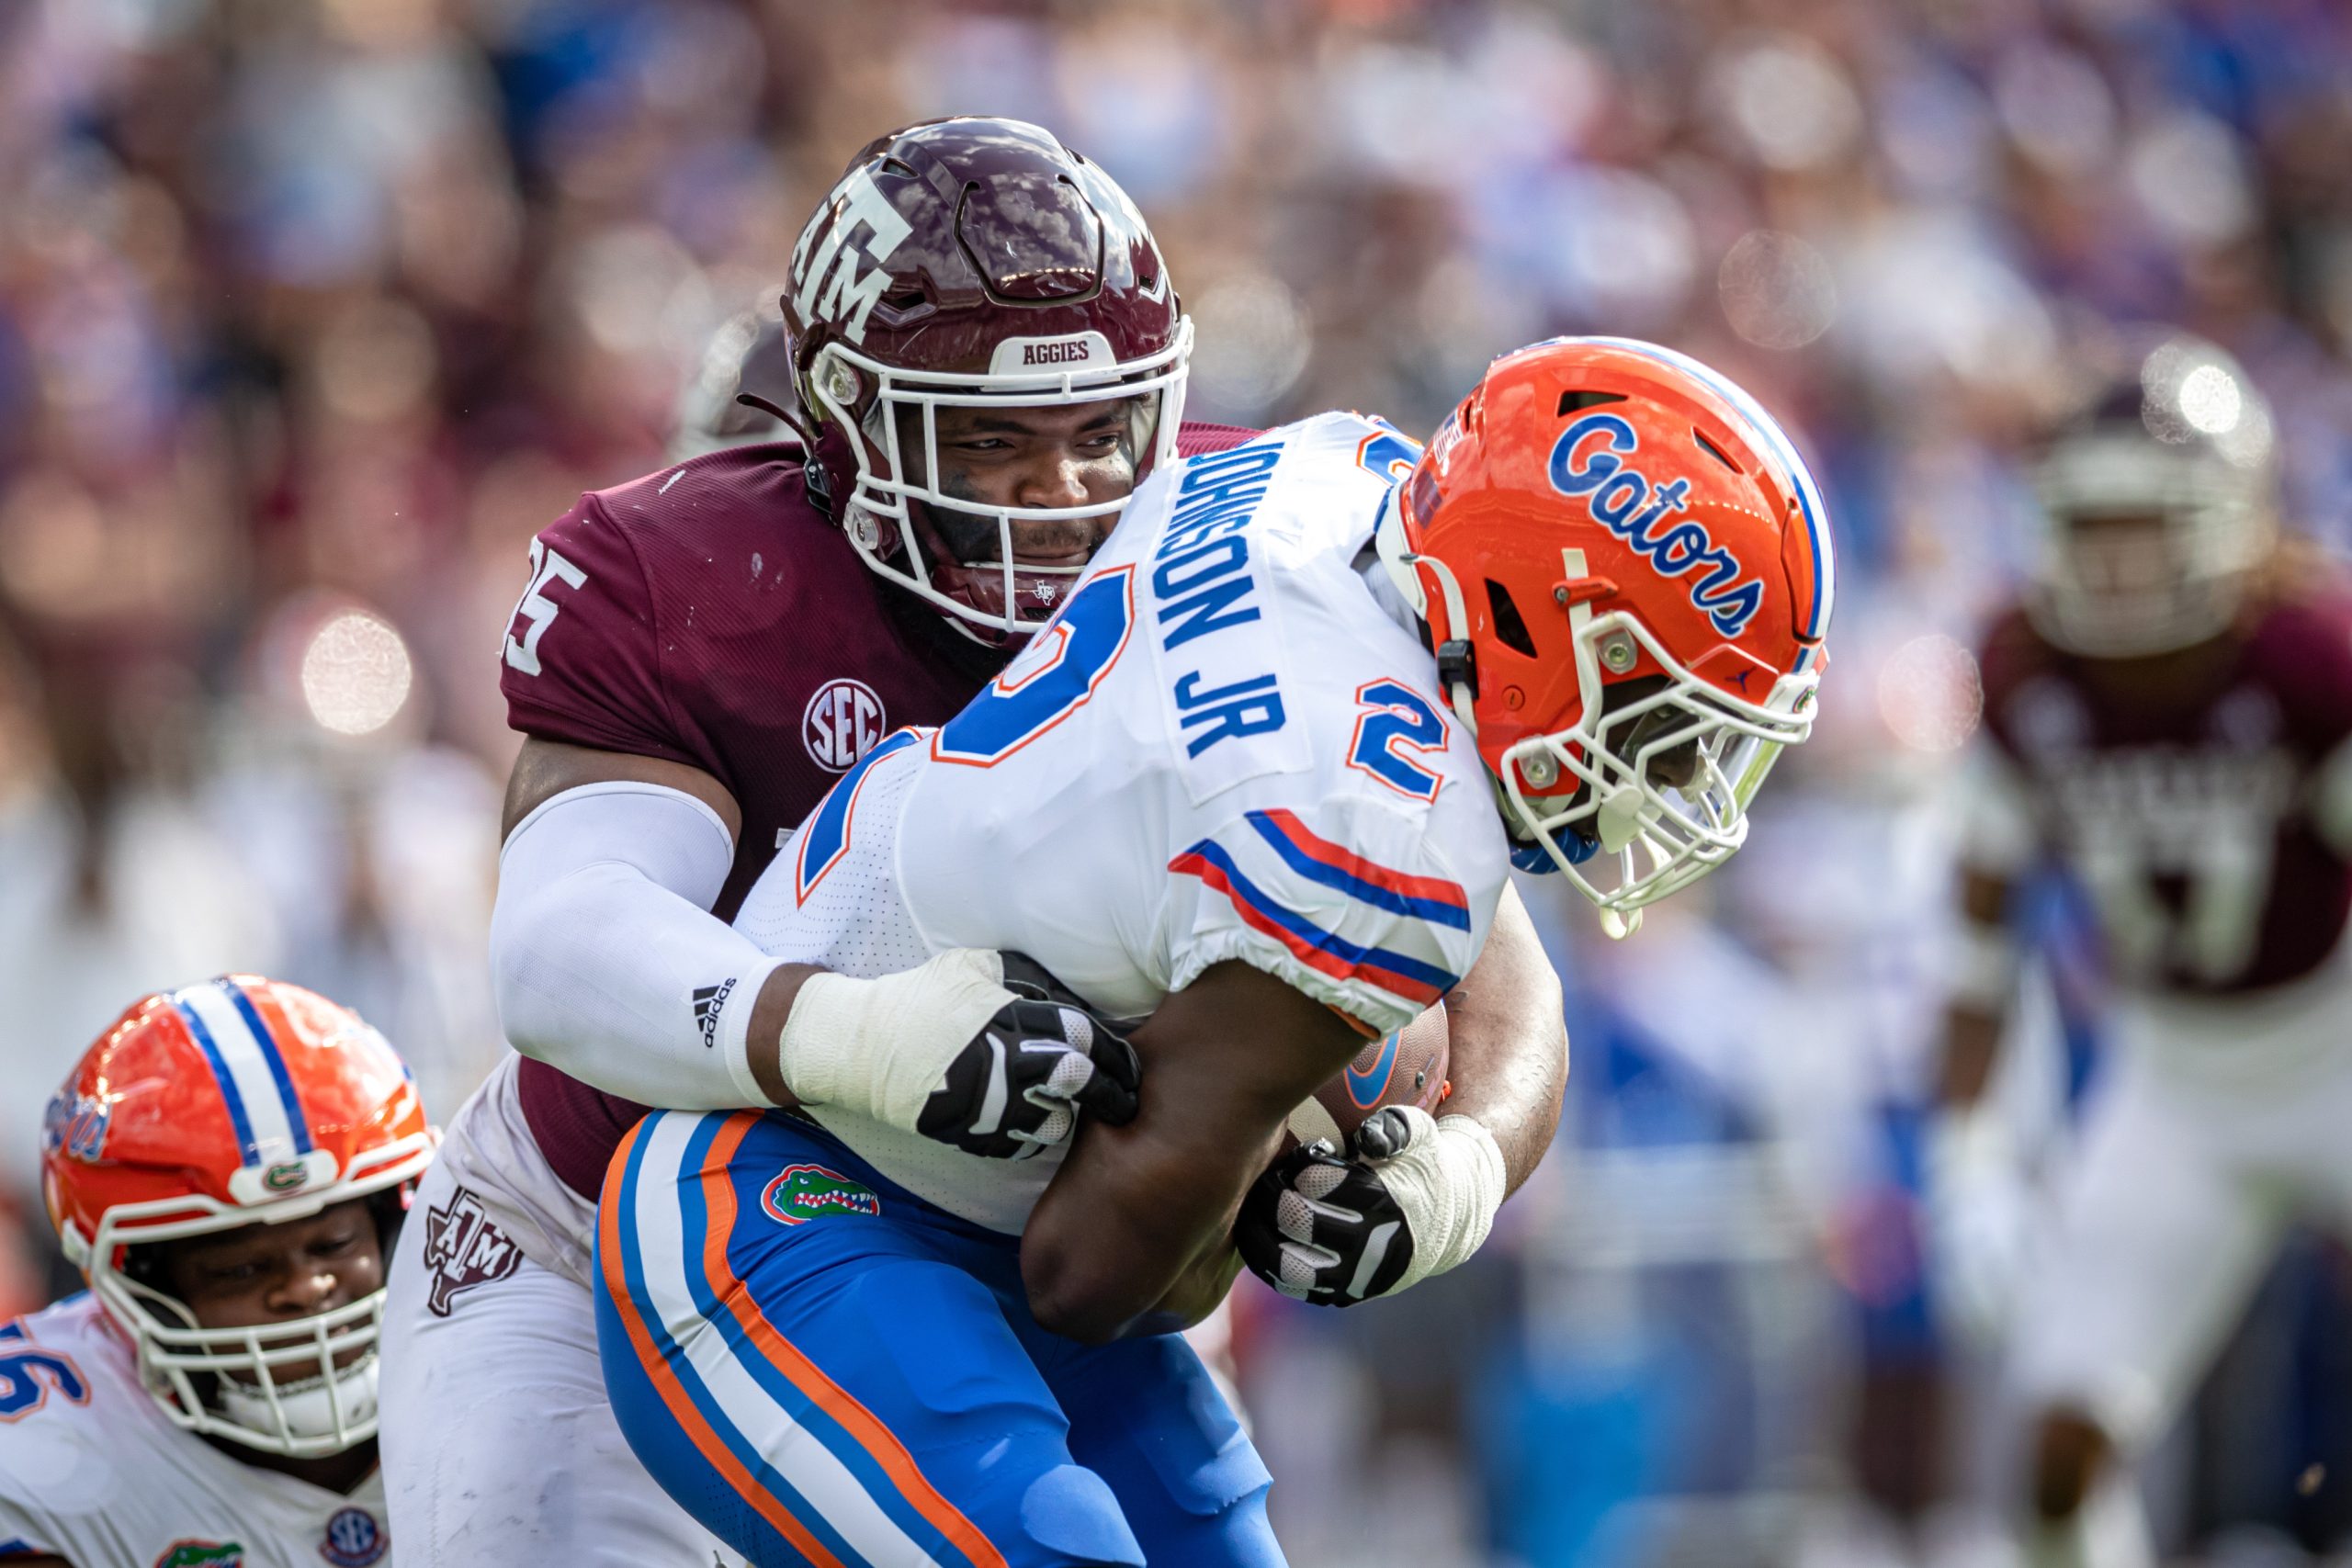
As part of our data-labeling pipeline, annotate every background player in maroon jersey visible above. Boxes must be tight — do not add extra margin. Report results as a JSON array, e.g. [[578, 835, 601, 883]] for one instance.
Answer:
[[377, 117, 1568, 1565], [1925, 330, 2352, 1568]]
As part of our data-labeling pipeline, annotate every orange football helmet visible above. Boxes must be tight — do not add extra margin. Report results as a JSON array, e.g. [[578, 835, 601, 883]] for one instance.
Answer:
[[41, 976, 433, 1456], [1376, 337, 1835, 931]]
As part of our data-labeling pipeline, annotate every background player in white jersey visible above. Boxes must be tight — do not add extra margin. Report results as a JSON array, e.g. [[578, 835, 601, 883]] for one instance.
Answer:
[[0, 977, 433, 1568], [1926, 330, 2352, 1568], [593, 336, 1837, 1566]]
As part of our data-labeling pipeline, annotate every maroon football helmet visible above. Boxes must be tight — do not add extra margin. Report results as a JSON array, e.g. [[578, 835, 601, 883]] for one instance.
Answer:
[[781, 118, 1192, 639]]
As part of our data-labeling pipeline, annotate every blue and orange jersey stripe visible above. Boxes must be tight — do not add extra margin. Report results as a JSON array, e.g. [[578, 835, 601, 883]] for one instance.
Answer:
[[1244, 808, 1470, 931], [1170, 840, 1456, 1008], [688, 1115, 1007, 1568]]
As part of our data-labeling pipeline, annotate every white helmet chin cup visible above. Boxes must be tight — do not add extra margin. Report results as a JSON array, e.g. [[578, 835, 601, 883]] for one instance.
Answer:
[[220, 1354, 381, 1449]]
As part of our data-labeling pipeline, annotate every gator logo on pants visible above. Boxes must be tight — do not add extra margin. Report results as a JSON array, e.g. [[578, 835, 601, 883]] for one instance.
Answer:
[[760, 1164, 881, 1225], [153, 1542, 243, 1568]]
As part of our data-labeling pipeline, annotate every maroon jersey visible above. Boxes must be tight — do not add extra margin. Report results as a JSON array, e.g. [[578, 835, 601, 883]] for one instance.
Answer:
[[1974, 587, 2352, 996], [498, 423, 1260, 1196]]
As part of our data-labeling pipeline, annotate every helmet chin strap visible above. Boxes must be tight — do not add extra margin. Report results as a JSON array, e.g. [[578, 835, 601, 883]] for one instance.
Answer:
[[1373, 492, 1477, 732]]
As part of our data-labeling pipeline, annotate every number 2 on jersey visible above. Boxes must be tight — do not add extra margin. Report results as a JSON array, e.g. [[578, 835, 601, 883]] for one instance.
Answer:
[[0, 1323, 87, 1421], [933, 567, 1136, 767], [1348, 679, 1448, 802]]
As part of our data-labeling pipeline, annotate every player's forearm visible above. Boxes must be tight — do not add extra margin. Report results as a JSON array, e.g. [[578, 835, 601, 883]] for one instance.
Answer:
[[490, 782, 807, 1111], [1023, 1124, 1270, 1343], [1433, 883, 1566, 1195], [1025, 960, 1353, 1340], [1128, 1243, 1245, 1339], [1936, 1004, 2006, 1111]]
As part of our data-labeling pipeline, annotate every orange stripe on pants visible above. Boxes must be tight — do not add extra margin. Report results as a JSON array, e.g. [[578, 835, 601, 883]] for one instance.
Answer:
[[697, 1111, 1009, 1568], [598, 1115, 848, 1568]]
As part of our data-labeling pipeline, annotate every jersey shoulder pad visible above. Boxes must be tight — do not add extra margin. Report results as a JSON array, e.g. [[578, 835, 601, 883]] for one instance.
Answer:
[[2242, 590, 2352, 745], [1173, 421, 1264, 458], [0, 1303, 116, 1551], [497, 446, 830, 763], [498, 484, 681, 761], [0, 1302, 102, 1428], [1163, 791, 1499, 1036]]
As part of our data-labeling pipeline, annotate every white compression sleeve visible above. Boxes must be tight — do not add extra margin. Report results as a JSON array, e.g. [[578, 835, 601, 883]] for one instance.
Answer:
[[489, 782, 785, 1109]]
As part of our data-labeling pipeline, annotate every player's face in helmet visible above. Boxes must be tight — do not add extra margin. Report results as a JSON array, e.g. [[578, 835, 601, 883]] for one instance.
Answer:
[[151, 1200, 385, 1382], [899, 398, 1140, 577], [785, 117, 1188, 643], [45, 978, 433, 1460], [2027, 330, 2278, 657]]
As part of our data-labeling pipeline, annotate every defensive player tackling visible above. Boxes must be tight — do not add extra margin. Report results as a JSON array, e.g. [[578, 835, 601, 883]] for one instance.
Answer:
[[382, 117, 1574, 1565], [594, 336, 1837, 1566]]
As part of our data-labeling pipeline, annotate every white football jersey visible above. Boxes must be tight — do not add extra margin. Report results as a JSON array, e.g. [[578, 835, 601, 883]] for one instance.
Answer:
[[735, 412, 1512, 1230], [0, 1294, 391, 1568]]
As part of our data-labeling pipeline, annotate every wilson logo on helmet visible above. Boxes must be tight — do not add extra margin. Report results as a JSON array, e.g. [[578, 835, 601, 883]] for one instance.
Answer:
[[789, 167, 912, 345], [1548, 412, 1767, 637]]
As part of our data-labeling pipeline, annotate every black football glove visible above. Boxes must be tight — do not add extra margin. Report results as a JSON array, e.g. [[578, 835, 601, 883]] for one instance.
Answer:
[[1236, 1108, 1419, 1305], [915, 953, 1141, 1160]]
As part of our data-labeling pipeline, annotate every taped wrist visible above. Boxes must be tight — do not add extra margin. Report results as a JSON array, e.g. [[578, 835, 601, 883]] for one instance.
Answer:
[[775, 950, 1016, 1132], [1374, 1107, 1507, 1292]]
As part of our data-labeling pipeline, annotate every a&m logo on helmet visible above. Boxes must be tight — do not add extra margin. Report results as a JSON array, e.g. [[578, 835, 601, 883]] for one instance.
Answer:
[[789, 167, 912, 346], [1548, 412, 1768, 637], [761, 1165, 882, 1225]]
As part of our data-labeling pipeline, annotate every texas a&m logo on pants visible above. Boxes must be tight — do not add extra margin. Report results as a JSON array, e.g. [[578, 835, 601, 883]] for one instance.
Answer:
[[803, 678, 887, 773], [420, 1185, 523, 1317]]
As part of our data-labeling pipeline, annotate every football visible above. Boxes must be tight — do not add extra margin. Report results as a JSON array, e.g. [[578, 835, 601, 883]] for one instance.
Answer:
[[1284, 1002, 1451, 1153]]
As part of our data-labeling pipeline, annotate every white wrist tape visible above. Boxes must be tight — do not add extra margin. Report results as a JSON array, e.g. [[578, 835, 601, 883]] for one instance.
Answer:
[[775, 950, 1016, 1132], [1373, 1107, 1507, 1293]]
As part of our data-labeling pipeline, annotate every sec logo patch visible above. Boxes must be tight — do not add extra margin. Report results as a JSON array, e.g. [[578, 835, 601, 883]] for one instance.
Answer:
[[803, 679, 887, 773], [319, 1506, 386, 1566]]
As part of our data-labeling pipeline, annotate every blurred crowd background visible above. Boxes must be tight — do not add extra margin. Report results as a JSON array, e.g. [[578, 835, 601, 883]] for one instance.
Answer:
[[2, 0, 2349, 1562]]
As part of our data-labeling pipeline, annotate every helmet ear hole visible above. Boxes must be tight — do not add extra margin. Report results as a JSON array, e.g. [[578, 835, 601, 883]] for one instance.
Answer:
[[1486, 579, 1538, 658]]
